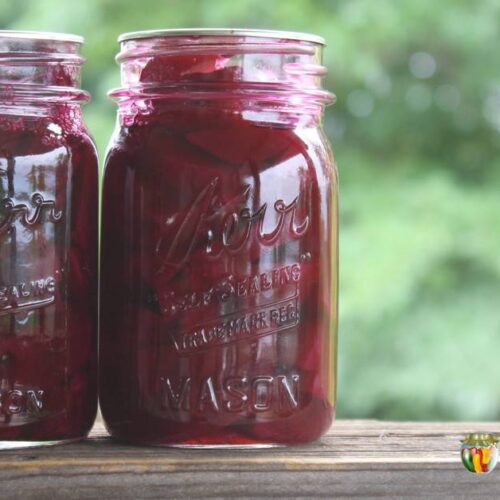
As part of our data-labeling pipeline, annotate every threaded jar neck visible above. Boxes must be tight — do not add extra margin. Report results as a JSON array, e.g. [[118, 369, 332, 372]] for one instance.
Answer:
[[0, 31, 89, 104], [110, 29, 335, 111]]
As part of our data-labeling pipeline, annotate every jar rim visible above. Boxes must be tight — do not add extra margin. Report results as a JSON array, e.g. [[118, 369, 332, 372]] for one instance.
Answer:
[[0, 30, 84, 44], [118, 28, 325, 46]]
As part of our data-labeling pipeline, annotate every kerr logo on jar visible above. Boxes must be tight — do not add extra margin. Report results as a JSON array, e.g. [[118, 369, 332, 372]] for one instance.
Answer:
[[0, 193, 62, 235], [155, 177, 310, 269], [461, 433, 499, 474]]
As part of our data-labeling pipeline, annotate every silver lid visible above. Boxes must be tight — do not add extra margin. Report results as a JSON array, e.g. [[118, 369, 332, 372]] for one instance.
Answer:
[[118, 28, 325, 45], [0, 30, 84, 44]]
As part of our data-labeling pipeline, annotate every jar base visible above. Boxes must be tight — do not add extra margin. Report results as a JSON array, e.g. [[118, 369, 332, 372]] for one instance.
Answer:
[[106, 432, 286, 448], [0, 437, 81, 451], [166, 442, 283, 449]]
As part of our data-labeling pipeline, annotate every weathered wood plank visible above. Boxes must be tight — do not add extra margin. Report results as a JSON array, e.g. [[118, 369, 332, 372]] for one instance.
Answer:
[[1, 420, 499, 498]]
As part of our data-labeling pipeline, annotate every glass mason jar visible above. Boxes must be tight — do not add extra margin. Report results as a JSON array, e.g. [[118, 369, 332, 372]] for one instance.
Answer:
[[0, 31, 98, 448], [100, 29, 337, 446]]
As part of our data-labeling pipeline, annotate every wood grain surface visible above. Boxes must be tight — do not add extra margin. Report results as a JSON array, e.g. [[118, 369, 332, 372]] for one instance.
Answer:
[[1, 420, 499, 498]]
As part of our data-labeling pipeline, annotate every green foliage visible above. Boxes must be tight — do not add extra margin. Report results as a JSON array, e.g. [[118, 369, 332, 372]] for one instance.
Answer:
[[2, 0, 500, 420], [340, 153, 500, 419]]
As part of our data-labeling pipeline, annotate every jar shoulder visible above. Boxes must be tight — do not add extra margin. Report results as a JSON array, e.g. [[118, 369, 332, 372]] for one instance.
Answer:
[[0, 116, 97, 165], [105, 120, 334, 181]]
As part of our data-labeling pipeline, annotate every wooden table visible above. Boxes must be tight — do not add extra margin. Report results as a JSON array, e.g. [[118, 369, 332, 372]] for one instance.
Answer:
[[1, 420, 499, 498]]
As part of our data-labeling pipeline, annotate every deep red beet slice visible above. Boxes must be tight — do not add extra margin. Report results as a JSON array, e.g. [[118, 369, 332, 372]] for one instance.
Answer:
[[139, 54, 237, 83], [185, 124, 294, 165]]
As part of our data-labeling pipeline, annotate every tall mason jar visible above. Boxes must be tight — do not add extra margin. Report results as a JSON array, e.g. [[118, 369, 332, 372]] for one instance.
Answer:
[[100, 29, 337, 446], [0, 31, 98, 448]]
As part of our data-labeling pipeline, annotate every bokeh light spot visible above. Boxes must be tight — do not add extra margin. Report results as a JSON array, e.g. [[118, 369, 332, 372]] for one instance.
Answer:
[[409, 52, 437, 79]]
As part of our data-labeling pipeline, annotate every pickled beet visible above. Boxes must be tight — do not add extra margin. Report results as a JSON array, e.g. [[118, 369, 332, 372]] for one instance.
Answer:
[[0, 33, 98, 446], [139, 54, 240, 83], [100, 30, 337, 446]]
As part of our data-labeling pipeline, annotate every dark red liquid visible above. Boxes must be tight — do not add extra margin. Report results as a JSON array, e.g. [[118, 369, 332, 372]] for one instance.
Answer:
[[0, 109, 98, 442], [100, 50, 337, 446]]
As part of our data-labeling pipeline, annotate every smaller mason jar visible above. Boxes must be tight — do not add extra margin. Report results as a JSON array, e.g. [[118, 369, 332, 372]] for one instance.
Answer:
[[101, 28, 337, 446], [0, 31, 98, 448], [461, 433, 499, 474]]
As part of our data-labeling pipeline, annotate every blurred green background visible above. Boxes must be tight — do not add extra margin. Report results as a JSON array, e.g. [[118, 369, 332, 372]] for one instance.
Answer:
[[2, 0, 500, 421]]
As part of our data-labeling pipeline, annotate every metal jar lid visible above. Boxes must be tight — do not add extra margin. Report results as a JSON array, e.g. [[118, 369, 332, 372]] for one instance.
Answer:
[[0, 30, 84, 44], [118, 28, 325, 45]]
